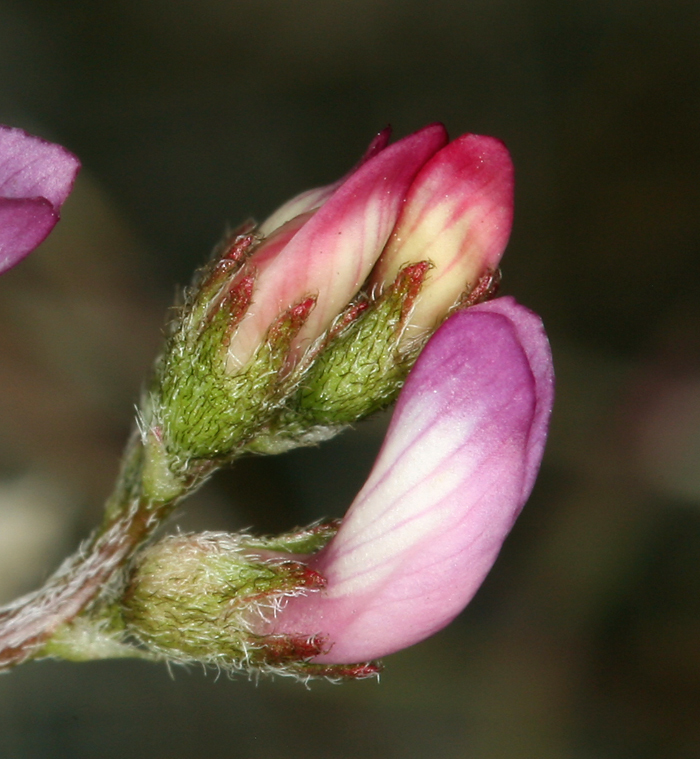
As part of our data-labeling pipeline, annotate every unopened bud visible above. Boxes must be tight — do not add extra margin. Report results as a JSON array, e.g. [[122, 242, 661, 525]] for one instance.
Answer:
[[369, 133, 513, 343]]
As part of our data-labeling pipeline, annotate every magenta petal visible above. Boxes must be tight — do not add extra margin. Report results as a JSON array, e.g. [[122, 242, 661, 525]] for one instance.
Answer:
[[269, 297, 554, 662], [353, 125, 392, 167], [0, 198, 57, 272], [0, 125, 80, 273], [378, 133, 514, 275]]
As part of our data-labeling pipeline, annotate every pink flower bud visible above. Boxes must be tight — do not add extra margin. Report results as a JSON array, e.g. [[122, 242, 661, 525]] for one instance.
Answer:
[[226, 124, 448, 369], [266, 296, 554, 663], [0, 125, 80, 274], [370, 133, 514, 337]]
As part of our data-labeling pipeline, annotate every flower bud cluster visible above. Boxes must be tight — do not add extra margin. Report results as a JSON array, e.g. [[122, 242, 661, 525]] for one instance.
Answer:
[[0, 122, 552, 682], [143, 124, 514, 493]]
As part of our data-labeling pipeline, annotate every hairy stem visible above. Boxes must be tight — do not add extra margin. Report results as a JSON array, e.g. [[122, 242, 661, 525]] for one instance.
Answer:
[[0, 435, 193, 670]]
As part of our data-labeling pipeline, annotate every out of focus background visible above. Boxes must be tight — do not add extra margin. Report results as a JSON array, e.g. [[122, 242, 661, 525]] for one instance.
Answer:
[[1, 1, 699, 757]]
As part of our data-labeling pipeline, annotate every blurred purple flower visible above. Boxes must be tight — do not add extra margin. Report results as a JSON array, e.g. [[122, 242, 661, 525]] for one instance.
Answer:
[[268, 296, 554, 663], [0, 125, 80, 274]]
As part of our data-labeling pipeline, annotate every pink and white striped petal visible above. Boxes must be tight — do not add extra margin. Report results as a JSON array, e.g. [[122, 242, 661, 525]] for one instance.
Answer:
[[268, 297, 554, 662], [227, 124, 448, 368]]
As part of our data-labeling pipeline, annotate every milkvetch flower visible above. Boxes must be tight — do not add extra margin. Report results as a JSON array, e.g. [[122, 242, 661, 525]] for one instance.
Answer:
[[0, 125, 80, 274], [113, 127, 551, 678], [150, 124, 515, 478], [266, 296, 554, 663], [123, 296, 553, 677], [0, 123, 551, 681]]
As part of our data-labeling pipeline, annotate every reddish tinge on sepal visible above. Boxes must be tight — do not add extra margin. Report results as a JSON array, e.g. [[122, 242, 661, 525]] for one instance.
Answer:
[[0, 125, 80, 274], [266, 297, 554, 663]]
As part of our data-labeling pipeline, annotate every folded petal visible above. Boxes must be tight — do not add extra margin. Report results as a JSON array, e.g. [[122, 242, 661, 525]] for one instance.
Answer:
[[227, 124, 448, 368], [370, 134, 514, 334], [0, 125, 80, 273], [269, 297, 554, 662]]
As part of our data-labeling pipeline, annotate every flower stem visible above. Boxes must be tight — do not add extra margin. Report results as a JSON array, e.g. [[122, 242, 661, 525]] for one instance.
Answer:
[[0, 434, 194, 669]]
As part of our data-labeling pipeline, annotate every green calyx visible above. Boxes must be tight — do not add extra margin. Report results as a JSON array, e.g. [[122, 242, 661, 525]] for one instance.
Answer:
[[243, 520, 339, 554], [117, 529, 380, 679], [121, 533, 326, 669], [245, 262, 432, 454], [297, 262, 431, 423], [149, 259, 316, 472], [141, 249, 434, 475]]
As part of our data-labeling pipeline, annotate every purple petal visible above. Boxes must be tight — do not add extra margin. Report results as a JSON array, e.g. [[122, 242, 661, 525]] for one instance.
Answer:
[[473, 298, 554, 500], [0, 197, 57, 273], [268, 297, 554, 662], [0, 125, 80, 273]]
